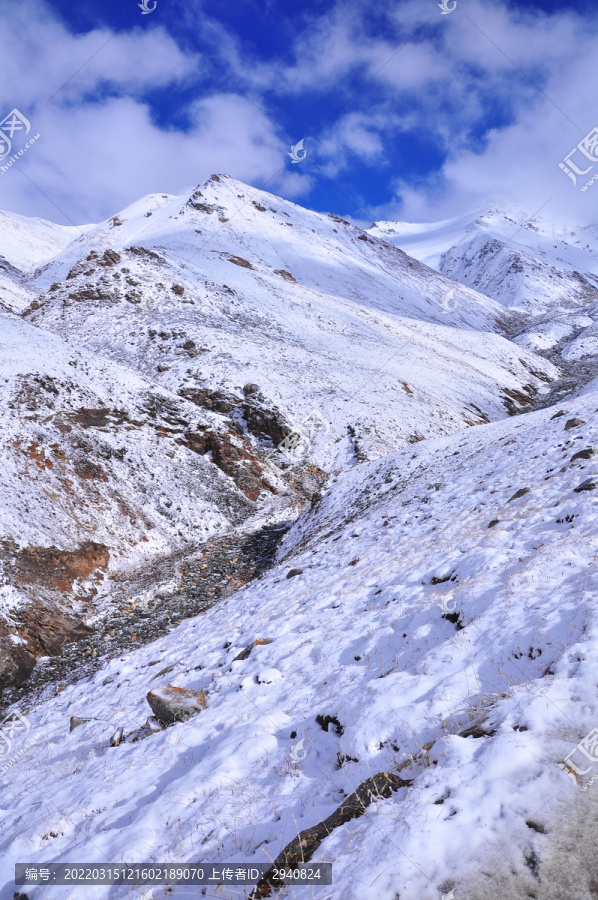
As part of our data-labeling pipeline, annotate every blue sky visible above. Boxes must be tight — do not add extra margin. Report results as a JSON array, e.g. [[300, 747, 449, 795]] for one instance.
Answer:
[[0, 0, 597, 225]]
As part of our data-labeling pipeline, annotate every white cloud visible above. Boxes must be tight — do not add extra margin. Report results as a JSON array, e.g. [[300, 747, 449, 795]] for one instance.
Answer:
[[0, 0, 302, 222], [0, 93, 306, 223], [0, 0, 197, 105]]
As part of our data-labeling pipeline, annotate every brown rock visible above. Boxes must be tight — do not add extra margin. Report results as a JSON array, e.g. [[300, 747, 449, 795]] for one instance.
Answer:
[[177, 429, 276, 500]]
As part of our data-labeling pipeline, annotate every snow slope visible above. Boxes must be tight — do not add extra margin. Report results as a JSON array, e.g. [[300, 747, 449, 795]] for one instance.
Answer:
[[0, 209, 91, 272], [2, 388, 598, 899]]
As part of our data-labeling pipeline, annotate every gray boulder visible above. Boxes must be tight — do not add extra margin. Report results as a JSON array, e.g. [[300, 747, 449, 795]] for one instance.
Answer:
[[147, 685, 207, 726]]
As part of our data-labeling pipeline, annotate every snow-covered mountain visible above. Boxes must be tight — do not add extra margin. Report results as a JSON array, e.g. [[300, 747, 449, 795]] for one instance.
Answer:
[[1, 178, 598, 899], [369, 208, 598, 316], [370, 209, 598, 403], [22, 177, 557, 467]]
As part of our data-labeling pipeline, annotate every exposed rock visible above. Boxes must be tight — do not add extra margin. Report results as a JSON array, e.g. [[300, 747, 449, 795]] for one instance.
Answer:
[[241, 401, 289, 446], [0, 539, 109, 593], [316, 714, 344, 735], [273, 269, 296, 282], [154, 664, 175, 678], [176, 429, 277, 501], [146, 685, 207, 726], [571, 447, 596, 462], [172, 284, 185, 296], [100, 249, 121, 266], [125, 246, 164, 263], [442, 611, 464, 630], [248, 771, 411, 898], [286, 568, 303, 578], [574, 477, 598, 493], [110, 727, 124, 747], [68, 287, 101, 302], [179, 386, 238, 414], [431, 574, 452, 585], [69, 716, 93, 732], [508, 487, 530, 502], [0, 604, 93, 692], [233, 638, 274, 662], [226, 255, 254, 269], [65, 406, 137, 429], [565, 417, 585, 430], [127, 722, 154, 743], [0, 540, 107, 690], [501, 385, 537, 416], [181, 384, 290, 448]]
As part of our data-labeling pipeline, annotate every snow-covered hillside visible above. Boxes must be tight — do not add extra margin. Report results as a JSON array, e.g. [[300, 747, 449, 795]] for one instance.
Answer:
[[370, 210, 598, 399], [370, 209, 598, 317], [0, 309, 301, 691], [2, 178, 598, 900], [2, 388, 598, 900]]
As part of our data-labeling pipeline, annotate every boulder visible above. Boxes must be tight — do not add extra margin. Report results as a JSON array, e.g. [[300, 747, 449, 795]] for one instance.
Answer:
[[571, 447, 597, 462], [69, 716, 93, 732], [146, 685, 207, 726]]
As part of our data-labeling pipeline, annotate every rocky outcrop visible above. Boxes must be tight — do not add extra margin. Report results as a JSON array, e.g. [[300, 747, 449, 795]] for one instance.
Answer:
[[0, 539, 109, 594], [177, 429, 277, 501], [0, 540, 108, 691]]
